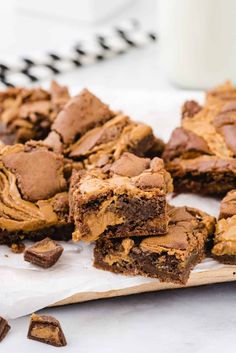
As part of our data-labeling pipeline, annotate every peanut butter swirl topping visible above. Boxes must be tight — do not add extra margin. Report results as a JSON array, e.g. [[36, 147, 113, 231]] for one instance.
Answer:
[[0, 142, 67, 232]]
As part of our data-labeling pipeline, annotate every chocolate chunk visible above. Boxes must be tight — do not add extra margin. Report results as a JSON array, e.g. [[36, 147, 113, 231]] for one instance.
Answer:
[[163, 127, 211, 160], [24, 238, 64, 268], [110, 152, 150, 177], [0, 317, 10, 342], [2, 143, 67, 202], [27, 314, 67, 347], [135, 173, 165, 189], [218, 124, 236, 155], [182, 100, 202, 119], [52, 89, 114, 144]]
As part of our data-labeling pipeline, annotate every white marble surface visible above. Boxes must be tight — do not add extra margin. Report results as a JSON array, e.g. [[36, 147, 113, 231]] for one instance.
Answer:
[[0, 1, 235, 352]]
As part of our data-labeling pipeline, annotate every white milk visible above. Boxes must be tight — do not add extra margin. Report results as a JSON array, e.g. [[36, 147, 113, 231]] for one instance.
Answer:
[[158, 0, 236, 89]]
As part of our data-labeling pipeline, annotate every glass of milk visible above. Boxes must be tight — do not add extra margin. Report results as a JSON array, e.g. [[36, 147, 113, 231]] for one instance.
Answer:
[[158, 0, 236, 89]]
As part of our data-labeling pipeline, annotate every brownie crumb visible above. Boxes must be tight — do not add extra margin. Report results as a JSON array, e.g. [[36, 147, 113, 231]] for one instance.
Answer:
[[11, 242, 25, 254]]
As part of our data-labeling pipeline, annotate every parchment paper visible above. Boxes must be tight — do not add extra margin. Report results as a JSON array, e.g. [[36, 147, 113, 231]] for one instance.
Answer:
[[0, 89, 225, 319]]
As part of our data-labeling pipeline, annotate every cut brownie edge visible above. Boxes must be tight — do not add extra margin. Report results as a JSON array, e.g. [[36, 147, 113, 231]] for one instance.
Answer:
[[71, 154, 172, 243], [93, 206, 215, 285], [0, 223, 74, 245], [94, 239, 205, 285], [212, 254, 236, 265]]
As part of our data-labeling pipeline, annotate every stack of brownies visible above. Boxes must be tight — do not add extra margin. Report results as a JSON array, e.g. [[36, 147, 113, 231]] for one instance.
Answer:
[[1, 79, 236, 286]]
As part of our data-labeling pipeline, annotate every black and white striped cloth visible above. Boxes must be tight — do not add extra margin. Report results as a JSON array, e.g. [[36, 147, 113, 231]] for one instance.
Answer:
[[0, 21, 157, 88]]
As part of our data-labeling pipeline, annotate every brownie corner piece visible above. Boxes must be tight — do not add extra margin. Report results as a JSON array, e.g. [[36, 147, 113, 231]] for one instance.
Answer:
[[94, 206, 215, 285], [0, 316, 11, 342], [212, 189, 236, 264], [28, 314, 67, 347], [24, 238, 64, 268], [70, 153, 173, 243]]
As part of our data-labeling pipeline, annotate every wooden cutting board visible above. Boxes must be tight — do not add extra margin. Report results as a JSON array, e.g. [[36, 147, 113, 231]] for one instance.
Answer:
[[53, 265, 236, 307]]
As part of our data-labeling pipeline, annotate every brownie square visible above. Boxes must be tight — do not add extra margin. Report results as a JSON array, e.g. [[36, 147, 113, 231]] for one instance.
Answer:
[[0, 81, 69, 144], [67, 114, 157, 168], [94, 206, 215, 284], [212, 189, 236, 264], [0, 141, 73, 245], [163, 81, 236, 195], [70, 153, 173, 243]]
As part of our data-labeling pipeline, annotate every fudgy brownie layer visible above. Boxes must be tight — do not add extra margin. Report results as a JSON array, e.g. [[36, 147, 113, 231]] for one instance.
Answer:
[[170, 171, 236, 195], [212, 254, 236, 265], [94, 206, 215, 285], [0, 223, 74, 245], [75, 191, 168, 239], [94, 239, 203, 284]]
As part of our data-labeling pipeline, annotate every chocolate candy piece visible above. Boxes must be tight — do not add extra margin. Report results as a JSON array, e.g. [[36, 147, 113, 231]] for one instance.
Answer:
[[0, 316, 11, 342], [27, 314, 67, 347], [181, 100, 202, 119], [24, 238, 63, 268]]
